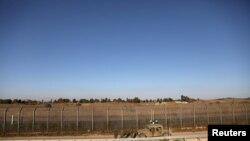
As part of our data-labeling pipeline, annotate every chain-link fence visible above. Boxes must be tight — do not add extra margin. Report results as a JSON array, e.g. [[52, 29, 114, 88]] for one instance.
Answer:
[[0, 103, 249, 134]]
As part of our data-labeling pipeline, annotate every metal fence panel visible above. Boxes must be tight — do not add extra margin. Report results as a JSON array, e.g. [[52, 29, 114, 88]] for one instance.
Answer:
[[0, 103, 249, 134]]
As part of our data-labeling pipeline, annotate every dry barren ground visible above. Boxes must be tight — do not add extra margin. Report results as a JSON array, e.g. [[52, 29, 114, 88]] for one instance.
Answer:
[[0, 131, 207, 140]]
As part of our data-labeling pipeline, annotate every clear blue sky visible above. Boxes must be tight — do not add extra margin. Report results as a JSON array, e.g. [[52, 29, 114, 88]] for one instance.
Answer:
[[0, 0, 249, 100]]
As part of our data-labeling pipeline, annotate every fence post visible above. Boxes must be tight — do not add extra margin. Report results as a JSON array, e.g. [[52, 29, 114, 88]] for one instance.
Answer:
[[18, 107, 23, 134], [82, 107, 84, 130], [164, 104, 167, 128], [169, 110, 172, 128], [153, 109, 155, 121], [244, 104, 248, 124], [206, 104, 209, 125], [77, 107, 79, 131], [193, 103, 195, 128], [47, 108, 50, 132], [121, 108, 123, 129], [92, 107, 94, 131], [61, 107, 64, 131], [220, 104, 223, 125], [180, 104, 182, 128], [3, 108, 8, 133], [32, 108, 36, 132], [136, 108, 138, 129], [150, 108, 152, 120], [107, 107, 109, 130], [232, 103, 235, 124]]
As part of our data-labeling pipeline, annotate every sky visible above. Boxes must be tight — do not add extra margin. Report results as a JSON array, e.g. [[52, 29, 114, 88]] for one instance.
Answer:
[[0, 0, 249, 100]]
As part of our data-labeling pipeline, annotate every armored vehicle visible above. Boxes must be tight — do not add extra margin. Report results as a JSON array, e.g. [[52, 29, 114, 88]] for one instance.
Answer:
[[137, 120, 171, 137], [116, 119, 171, 138]]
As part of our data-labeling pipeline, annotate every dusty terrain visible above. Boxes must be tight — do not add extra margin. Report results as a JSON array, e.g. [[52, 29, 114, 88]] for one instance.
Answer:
[[0, 98, 248, 140]]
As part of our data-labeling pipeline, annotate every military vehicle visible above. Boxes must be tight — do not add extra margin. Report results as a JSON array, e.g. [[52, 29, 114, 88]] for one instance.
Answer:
[[115, 119, 171, 138], [137, 119, 171, 137]]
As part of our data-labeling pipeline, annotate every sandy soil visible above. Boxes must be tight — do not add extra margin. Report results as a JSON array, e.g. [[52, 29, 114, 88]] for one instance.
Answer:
[[186, 139, 207, 141], [0, 131, 207, 140]]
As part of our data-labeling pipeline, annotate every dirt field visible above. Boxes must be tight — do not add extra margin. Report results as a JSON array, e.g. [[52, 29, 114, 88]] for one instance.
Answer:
[[0, 131, 207, 140], [0, 98, 249, 137], [187, 139, 207, 141]]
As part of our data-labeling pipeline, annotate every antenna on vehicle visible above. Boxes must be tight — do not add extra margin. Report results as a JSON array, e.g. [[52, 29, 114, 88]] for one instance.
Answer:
[[150, 109, 155, 121]]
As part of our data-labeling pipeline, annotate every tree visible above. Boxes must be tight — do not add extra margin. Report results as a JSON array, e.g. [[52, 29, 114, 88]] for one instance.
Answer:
[[181, 95, 188, 101], [80, 99, 89, 103], [163, 98, 173, 102], [0, 99, 12, 104], [89, 98, 94, 103], [56, 98, 70, 103], [94, 99, 100, 102], [126, 98, 132, 103], [117, 98, 124, 103], [181, 95, 193, 102], [72, 99, 77, 103], [133, 97, 141, 103], [157, 98, 163, 103]]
